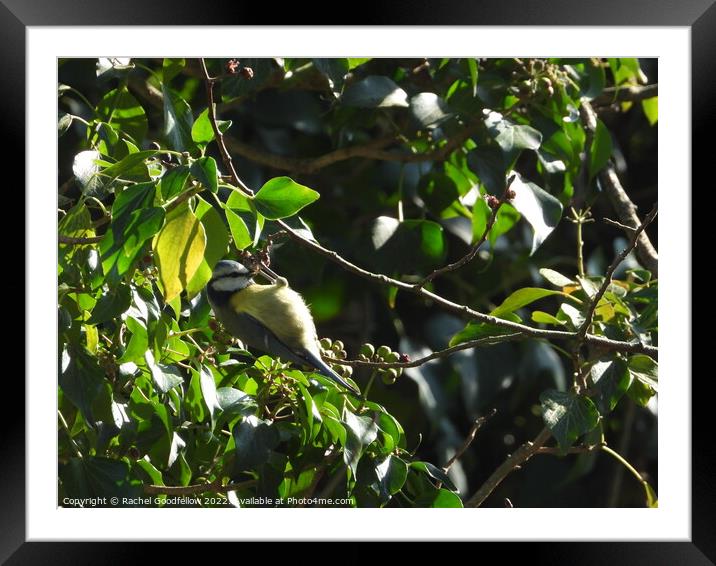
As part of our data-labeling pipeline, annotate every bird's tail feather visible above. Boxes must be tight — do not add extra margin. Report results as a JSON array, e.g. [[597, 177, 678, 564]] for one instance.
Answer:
[[302, 349, 361, 397]]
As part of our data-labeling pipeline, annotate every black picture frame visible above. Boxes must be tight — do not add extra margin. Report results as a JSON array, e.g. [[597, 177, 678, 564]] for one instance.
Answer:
[[6, 1, 708, 562]]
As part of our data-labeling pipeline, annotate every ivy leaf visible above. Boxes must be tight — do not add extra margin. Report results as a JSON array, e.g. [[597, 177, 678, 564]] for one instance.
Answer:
[[86, 282, 132, 325], [152, 203, 207, 302], [342, 75, 409, 108], [509, 173, 563, 255], [60, 345, 105, 424], [190, 156, 219, 193], [162, 86, 194, 152], [144, 351, 184, 393], [191, 107, 232, 145], [627, 355, 658, 406], [342, 411, 378, 476], [589, 357, 632, 414], [410, 93, 452, 128], [253, 177, 320, 220], [96, 86, 147, 144], [226, 416, 279, 475], [540, 390, 600, 450]]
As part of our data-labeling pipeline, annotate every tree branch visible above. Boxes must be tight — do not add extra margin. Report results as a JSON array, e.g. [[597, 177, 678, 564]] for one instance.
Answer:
[[576, 204, 658, 344], [59, 234, 103, 245], [580, 99, 659, 277], [593, 83, 658, 106], [465, 427, 552, 507]]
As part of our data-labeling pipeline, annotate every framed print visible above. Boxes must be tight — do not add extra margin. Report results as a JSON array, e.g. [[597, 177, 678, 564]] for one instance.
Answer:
[[5, 0, 711, 562]]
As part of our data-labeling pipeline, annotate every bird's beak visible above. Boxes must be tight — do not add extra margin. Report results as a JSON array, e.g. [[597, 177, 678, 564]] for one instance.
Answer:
[[258, 264, 280, 284]]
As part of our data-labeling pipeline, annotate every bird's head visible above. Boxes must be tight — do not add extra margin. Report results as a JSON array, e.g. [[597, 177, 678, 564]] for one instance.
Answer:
[[209, 260, 255, 293]]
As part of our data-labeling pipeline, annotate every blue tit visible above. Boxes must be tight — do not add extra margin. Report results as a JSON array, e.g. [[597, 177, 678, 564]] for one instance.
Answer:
[[206, 260, 360, 396]]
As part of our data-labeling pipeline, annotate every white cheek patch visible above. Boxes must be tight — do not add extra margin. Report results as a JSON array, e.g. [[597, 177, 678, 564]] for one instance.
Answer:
[[211, 277, 247, 292]]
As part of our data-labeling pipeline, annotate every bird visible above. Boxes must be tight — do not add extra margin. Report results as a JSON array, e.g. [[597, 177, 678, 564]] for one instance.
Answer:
[[206, 259, 360, 396]]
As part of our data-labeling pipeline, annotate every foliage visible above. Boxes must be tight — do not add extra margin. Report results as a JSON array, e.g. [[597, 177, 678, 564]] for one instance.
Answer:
[[58, 57, 658, 508]]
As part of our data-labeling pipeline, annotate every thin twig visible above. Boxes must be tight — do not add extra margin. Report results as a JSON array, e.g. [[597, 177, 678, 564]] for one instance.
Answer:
[[199, 58, 254, 196], [576, 204, 658, 344], [593, 83, 658, 106], [443, 409, 497, 473], [324, 334, 523, 369], [465, 427, 552, 507], [416, 176, 515, 288]]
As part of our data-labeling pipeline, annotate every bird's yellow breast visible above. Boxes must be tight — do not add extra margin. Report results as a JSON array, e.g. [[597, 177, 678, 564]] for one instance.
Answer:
[[229, 283, 318, 351]]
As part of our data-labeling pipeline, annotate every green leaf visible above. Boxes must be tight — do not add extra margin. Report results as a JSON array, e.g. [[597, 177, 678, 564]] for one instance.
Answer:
[[215, 387, 258, 428], [96, 86, 147, 144], [100, 150, 157, 181], [540, 390, 600, 450], [226, 416, 279, 474], [159, 165, 190, 201], [448, 312, 521, 347], [539, 268, 576, 288], [531, 311, 566, 326], [191, 107, 232, 145], [495, 124, 542, 153], [86, 283, 132, 325], [627, 355, 658, 406], [342, 410, 379, 476], [375, 455, 408, 496], [253, 177, 320, 220], [186, 197, 229, 296], [162, 85, 194, 152], [199, 365, 221, 421], [60, 457, 142, 503], [509, 173, 563, 254], [490, 288, 564, 318], [467, 58, 478, 96], [410, 93, 452, 128], [471, 194, 491, 242], [144, 350, 184, 393], [118, 316, 148, 363], [347, 58, 371, 70], [468, 145, 508, 196], [341, 75, 409, 108], [410, 461, 458, 492], [162, 58, 185, 82], [58, 112, 73, 136], [641, 97, 658, 126], [413, 488, 463, 508], [152, 203, 207, 302], [224, 207, 253, 250], [60, 346, 105, 423], [588, 118, 613, 181], [100, 183, 161, 283], [190, 156, 219, 193], [589, 357, 632, 413]]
